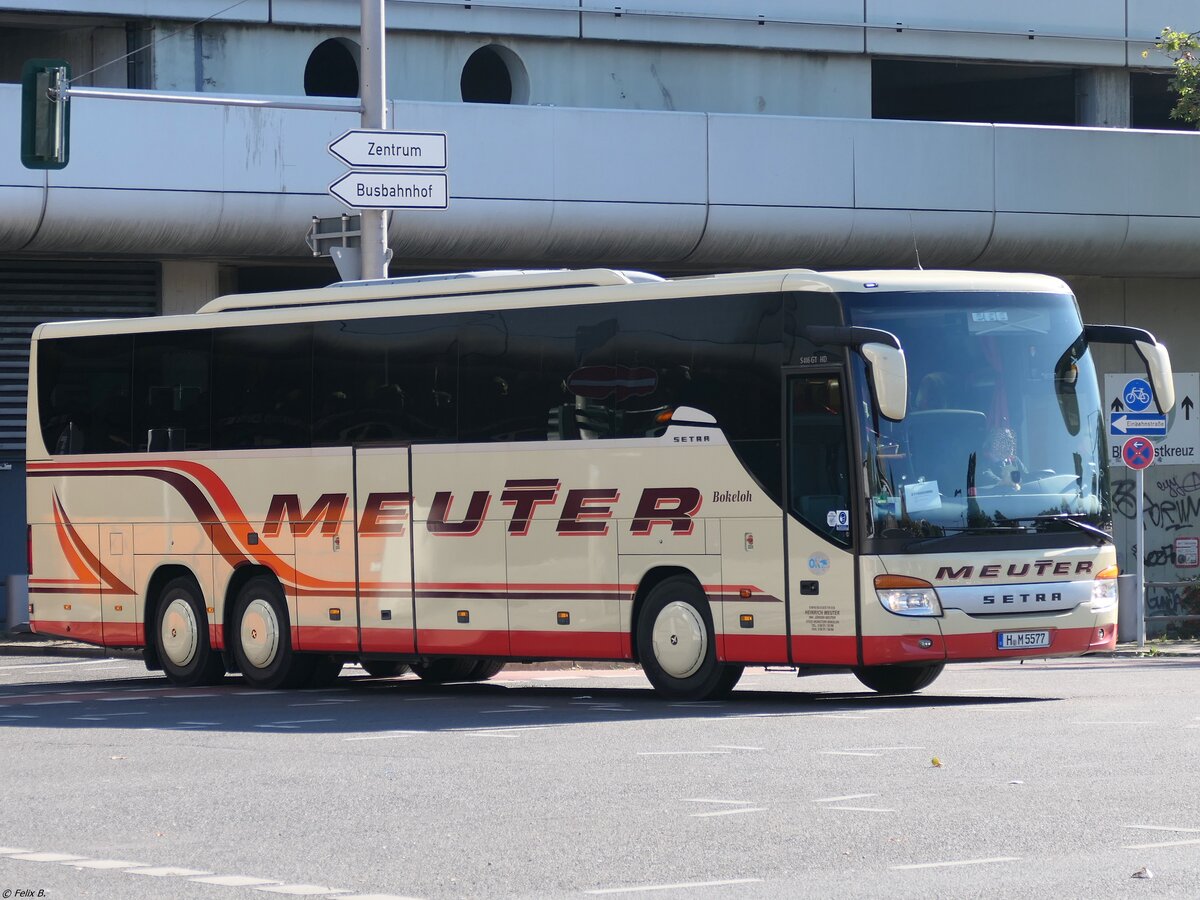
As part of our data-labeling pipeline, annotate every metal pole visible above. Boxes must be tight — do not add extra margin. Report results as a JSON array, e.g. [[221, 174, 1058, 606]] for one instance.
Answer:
[[360, 0, 389, 281], [1136, 466, 1146, 648]]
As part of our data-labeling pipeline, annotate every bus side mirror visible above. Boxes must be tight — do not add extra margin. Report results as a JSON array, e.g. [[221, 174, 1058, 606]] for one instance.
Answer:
[[861, 342, 908, 422], [1083, 324, 1175, 414], [1135, 339, 1174, 414]]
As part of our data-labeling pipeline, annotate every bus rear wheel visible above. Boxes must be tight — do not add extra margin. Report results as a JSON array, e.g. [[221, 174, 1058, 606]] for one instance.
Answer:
[[636, 575, 731, 701], [853, 663, 944, 694], [361, 660, 411, 678], [155, 576, 225, 687], [411, 658, 479, 683], [231, 575, 312, 689]]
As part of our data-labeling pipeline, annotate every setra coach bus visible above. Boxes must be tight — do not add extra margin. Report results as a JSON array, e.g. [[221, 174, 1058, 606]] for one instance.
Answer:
[[24, 267, 1174, 699]]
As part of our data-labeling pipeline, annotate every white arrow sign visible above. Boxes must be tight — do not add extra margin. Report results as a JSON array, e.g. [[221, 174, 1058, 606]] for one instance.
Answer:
[[328, 130, 447, 169], [328, 171, 448, 210]]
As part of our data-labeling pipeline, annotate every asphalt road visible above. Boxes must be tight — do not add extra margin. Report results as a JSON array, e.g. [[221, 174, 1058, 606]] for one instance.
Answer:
[[0, 655, 1196, 900]]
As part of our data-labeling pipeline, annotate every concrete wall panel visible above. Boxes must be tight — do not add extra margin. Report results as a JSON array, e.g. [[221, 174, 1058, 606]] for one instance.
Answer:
[[0, 1, 268, 20], [977, 212, 1131, 273], [1127, 1, 1197, 66], [867, 0, 1126, 65], [852, 119, 994, 211], [582, 1, 864, 53], [272, 0, 580, 38]]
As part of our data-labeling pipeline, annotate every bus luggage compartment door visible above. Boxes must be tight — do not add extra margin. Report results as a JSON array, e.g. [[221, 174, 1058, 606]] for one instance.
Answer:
[[356, 447, 417, 656]]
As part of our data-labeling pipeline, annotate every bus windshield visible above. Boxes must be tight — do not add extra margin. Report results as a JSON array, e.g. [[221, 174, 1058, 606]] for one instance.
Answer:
[[845, 291, 1109, 543]]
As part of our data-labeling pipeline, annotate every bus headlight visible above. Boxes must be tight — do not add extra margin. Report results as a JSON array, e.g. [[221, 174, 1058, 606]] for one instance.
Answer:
[[874, 575, 943, 617], [1090, 565, 1119, 612]]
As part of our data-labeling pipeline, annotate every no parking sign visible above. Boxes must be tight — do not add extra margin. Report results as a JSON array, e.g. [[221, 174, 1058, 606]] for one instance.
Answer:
[[1121, 436, 1155, 470]]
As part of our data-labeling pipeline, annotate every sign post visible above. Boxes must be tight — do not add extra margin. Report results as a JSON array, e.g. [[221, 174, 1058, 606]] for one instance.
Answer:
[[1121, 435, 1155, 648]]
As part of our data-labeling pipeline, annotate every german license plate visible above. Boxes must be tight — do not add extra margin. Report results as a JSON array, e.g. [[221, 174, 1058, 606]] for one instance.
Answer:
[[997, 630, 1051, 650]]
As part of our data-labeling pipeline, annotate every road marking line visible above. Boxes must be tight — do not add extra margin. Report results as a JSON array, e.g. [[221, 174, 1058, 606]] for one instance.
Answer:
[[9, 852, 88, 862], [588, 707, 631, 712], [821, 751, 881, 757], [68, 859, 147, 869], [344, 731, 424, 741], [892, 857, 1020, 870], [192, 875, 282, 886], [1124, 825, 1200, 834], [690, 807, 767, 818], [0, 714, 37, 719], [682, 799, 753, 805], [0, 660, 126, 671], [1123, 838, 1200, 849], [338, 894, 424, 900], [827, 806, 896, 812], [711, 745, 763, 751], [26, 700, 80, 706], [480, 707, 548, 714], [585, 877, 763, 894], [255, 724, 299, 729], [1071, 721, 1152, 725], [265, 719, 336, 725], [669, 702, 725, 708], [178, 721, 221, 726], [254, 884, 350, 895], [812, 794, 878, 803], [638, 750, 731, 756], [0, 848, 32, 854], [98, 697, 153, 702], [127, 865, 212, 876], [162, 693, 218, 699]]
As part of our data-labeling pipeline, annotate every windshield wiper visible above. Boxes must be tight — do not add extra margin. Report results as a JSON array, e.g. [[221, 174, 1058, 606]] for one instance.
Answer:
[[1005, 514, 1111, 545]]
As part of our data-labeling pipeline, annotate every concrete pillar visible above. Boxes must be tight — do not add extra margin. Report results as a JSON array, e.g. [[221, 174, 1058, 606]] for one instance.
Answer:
[[161, 260, 221, 316], [1076, 68, 1129, 128]]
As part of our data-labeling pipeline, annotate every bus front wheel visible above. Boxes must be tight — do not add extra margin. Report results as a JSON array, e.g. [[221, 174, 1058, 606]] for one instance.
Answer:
[[636, 575, 732, 701], [231, 575, 312, 689], [852, 663, 944, 694], [155, 576, 225, 687]]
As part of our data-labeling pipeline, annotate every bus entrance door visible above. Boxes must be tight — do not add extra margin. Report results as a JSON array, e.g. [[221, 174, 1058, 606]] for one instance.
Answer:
[[355, 447, 417, 656], [784, 371, 859, 667]]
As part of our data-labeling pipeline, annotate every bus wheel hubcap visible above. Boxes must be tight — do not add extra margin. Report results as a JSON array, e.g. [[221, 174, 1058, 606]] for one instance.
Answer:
[[652, 601, 707, 679], [160, 597, 198, 668], [240, 598, 279, 670]]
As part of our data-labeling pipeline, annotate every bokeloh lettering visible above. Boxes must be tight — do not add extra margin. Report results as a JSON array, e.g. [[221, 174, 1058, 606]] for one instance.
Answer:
[[263, 493, 348, 538], [629, 487, 702, 535]]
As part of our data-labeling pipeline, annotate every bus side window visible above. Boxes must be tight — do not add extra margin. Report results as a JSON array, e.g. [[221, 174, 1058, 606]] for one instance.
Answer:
[[38, 334, 133, 455], [212, 324, 313, 450]]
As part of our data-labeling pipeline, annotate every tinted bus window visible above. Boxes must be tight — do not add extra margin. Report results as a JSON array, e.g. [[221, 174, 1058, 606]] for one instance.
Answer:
[[38, 334, 133, 455], [614, 294, 783, 441], [313, 315, 457, 445], [212, 324, 313, 450], [133, 330, 212, 452], [459, 306, 619, 442]]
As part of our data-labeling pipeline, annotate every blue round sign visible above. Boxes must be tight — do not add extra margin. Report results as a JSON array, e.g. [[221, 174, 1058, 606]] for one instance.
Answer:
[[1123, 378, 1153, 413], [1122, 436, 1155, 470]]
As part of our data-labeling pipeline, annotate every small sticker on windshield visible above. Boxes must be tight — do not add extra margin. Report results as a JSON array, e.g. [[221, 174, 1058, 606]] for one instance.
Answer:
[[903, 481, 941, 513], [826, 509, 850, 531], [972, 311, 1009, 322]]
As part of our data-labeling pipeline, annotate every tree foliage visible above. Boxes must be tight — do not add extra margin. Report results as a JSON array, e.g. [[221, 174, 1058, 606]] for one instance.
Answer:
[[1145, 27, 1200, 126]]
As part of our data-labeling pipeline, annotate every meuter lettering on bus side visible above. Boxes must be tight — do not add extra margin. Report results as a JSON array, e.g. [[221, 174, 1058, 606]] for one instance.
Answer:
[[25, 267, 1172, 698]]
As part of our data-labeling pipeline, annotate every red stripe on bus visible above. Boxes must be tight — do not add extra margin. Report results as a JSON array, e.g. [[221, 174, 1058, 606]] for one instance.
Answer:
[[417, 629, 511, 656], [722, 633, 790, 663], [298, 625, 360, 653], [508, 630, 627, 660], [860, 634, 945, 666], [360, 627, 417, 655], [102, 623, 140, 646], [941, 626, 1094, 660], [789, 634, 859, 666]]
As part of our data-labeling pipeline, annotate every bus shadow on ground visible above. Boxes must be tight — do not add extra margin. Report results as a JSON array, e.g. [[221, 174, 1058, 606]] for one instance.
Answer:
[[0, 669, 1060, 736]]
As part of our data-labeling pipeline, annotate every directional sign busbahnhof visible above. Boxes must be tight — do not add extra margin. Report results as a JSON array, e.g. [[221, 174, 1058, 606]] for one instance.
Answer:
[[327, 129, 449, 211], [1105, 372, 1200, 465]]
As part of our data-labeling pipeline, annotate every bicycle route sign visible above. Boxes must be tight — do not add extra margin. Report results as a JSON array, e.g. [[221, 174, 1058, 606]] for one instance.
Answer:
[[1105, 372, 1200, 465]]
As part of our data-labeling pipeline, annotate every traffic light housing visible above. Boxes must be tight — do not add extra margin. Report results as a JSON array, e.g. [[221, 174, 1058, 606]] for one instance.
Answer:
[[21, 58, 70, 170]]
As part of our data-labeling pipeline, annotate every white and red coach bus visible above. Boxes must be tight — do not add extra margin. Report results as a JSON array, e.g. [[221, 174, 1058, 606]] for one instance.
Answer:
[[25, 267, 1173, 698]]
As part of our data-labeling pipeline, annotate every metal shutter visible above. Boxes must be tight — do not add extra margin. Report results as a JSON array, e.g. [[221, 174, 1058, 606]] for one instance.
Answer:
[[0, 260, 160, 455]]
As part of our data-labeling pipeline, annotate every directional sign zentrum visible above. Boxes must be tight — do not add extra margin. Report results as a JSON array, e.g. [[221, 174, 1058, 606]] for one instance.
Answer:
[[328, 130, 447, 169]]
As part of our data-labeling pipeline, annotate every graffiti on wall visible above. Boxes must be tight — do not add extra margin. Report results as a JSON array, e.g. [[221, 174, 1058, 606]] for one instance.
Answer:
[[1111, 470, 1200, 625]]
